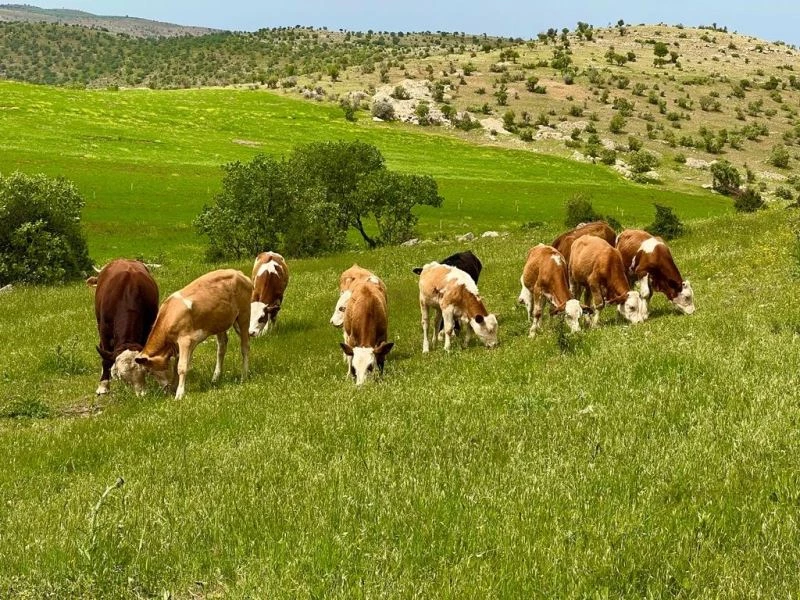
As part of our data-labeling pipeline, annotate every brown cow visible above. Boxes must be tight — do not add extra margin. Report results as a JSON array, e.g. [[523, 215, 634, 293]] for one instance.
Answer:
[[88, 259, 159, 395], [418, 262, 498, 352], [135, 269, 252, 399], [249, 251, 289, 337], [518, 244, 584, 336], [340, 278, 394, 385], [330, 264, 386, 328], [569, 236, 647, 327], [616, 229, 695, 315], [552, 220, 617, 265]]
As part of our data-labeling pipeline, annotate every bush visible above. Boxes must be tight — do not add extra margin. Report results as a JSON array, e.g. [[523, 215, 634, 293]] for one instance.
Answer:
[[599, 149, 617, 165], [371, 100, 395, 121], [627, 136, 643, 152], [647, 204, 685, 240], [609, 113, 627, 134], [775, 186, 794, 200], [564, 195, 601, 227], [734, 188, 765, 212], [0, 172, 92, 285], [391, 85, 410, 100], [710, 160, 742, 195], [628, 150, 659, 173], [769, 143, 790, 168]]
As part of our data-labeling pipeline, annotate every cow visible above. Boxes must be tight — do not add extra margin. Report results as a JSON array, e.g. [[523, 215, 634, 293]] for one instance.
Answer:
[[88, 259, 159, 396], [330, 264, 386, 329], [569, 236, 648, 327], [552, 221, 617, 265], [340, 278, 394, 385], [518, 244, 584, 336], [616, 229, 695, 315], [249, 251, 289, 337], [418, 262, 498, 352], [134, 269, 252, 400]]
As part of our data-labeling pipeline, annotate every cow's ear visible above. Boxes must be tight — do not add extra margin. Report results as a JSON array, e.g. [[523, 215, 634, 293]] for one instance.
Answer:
[[610, 293, 628, 305], [86, 276, 98, 287], [134, 355, 151, 367], [339, 343, 354, 356], [375, 341, 394, 357], [550, 304, 565, 316], [96, 345, 114, 361], [682, 280, 691, 289], [474, 314, 485, 325], [412, 267, 423, 275], [580, 304, 593, 315]]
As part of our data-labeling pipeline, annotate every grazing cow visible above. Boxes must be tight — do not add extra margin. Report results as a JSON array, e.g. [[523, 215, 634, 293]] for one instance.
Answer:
[[569, 236, 648, 327], [88, 259, 159, 396], [616, 229, 695, 314], [418, 262, 498, 352], [552, 221, 617, 265], [249, 251, 289, 337], [340, 278, 394, 385], [134, 269, 252, 400], [518, 244, 584, 336], [330, 264, 386, 328]]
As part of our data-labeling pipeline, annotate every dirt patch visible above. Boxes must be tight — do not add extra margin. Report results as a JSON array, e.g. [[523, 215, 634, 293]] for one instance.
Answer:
[[233, 139, 262, 147]]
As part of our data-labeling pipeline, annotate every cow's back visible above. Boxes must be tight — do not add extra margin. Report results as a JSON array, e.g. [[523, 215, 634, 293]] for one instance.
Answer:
[[615, 229, 652, 272], [441, 251, 482, 284], [169, 269, 252, 333], [252, 252, 289, 303], [553, 221, 617, 264], [339, 264, 374, 292], [95, 259, 159, 343], [524, 244, 568, 293], [570, 236, 619, 282], [344, 280, 388, 347]]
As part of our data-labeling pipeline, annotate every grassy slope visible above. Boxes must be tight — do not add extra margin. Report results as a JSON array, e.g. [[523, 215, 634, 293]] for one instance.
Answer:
[[0, 81, 729, 258], [1, 209, 799, 597]]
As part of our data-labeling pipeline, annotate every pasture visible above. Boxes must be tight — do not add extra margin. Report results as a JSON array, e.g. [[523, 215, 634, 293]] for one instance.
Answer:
[[1, 81, 798, 597]]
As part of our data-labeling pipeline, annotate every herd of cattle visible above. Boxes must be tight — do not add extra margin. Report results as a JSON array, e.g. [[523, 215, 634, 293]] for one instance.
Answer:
[[87, 221, 695, 395]]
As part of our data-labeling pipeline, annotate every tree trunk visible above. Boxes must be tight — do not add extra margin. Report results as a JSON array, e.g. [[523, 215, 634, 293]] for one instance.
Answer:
[[353, 216, 378, 248]]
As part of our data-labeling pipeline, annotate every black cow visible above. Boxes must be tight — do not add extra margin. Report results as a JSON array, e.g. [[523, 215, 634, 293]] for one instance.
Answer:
[[412, 250, 483, 333]]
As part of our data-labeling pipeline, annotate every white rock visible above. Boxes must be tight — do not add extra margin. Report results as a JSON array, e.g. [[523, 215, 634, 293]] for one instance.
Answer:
[[401, 238, 420, 247], [372, 116, 384, 122], [482, 231, 500, 238], [457, 232, 474, 242]]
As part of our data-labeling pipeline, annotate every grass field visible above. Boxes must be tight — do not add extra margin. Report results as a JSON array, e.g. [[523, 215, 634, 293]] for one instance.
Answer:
[[1, 81, 798, 597]]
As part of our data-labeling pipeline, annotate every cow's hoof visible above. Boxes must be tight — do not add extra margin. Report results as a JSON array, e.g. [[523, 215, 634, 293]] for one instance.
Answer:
[[95, 382, 110, 395]]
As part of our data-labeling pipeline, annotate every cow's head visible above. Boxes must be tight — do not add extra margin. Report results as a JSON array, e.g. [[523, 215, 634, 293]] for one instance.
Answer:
[[614, 291, 648, 324], [330, 290, 351, 327], [340, 341, 394, 385], [249, 300, 281, 337], [672, 280, 695, 315], [98, 345, 147, 395], [134, 354, 175, 391], [470, 313, 499, 348], [551, 299, 584, 333]]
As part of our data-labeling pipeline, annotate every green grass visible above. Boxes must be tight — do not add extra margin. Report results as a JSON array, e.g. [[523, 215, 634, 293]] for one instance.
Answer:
[[0, 81, 729, 258]]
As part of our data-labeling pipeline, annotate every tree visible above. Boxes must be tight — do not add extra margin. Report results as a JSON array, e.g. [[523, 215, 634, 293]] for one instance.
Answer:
[[710, 160, 742, 195], [0, 172, 92, 285], [564, 195, 601, 227], [647, 204, 684, 240], [609, 113, 627, 134], [734, 188, 765, 212], [769, 143, 790, 168]]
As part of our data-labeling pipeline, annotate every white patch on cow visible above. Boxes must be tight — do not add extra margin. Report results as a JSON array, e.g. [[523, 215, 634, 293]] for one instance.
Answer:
[[639, 237, 662, 254], [550, 253, 563, 267], [639, 274, 651, 300], [470, 313, 499, 348], [672, 280, 696, 315], [564, 299, 582, 333], [517, 278, 532, 312], [171, 291, 192, 310], [249, 301, 268, 336], [617, 290, 648, 324], [257, 261, 280, 278], [95, 379, 110, 395], [330, 290, 351, 327], [445, 267, 479, 296], [367, 275, 381, 285], [113, 349, 147, 395], [351, 346, 377, 386]]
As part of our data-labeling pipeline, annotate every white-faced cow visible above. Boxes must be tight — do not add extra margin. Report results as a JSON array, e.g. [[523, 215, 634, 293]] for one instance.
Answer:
[[418, 262, 498, 352], [88, 259, 159, 396], [249, 251, 289, 337], [518, 244, 584, 336], [340, 278, 394, 385], [616, 229, 695, 315], [569, 236, 648, 327], [330, 264, 386, 329], [134, 269, 252, 400], [552, 220, 617, 265]]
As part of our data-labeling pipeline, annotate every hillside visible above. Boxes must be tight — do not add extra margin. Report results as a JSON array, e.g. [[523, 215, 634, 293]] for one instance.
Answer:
[[0, 4, 217, 37]]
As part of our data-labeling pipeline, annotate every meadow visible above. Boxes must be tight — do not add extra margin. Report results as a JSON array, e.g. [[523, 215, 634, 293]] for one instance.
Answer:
[[1, 82, 798, 597]]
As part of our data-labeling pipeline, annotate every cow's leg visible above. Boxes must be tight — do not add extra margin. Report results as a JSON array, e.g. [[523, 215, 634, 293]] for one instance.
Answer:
[[237, 312, 250, 381], [212, 331, 228, 383], [638, 274, 651, 300], [462, 316, 472, 348], [530, 291, 544, 337], [174, 339, 195, 400], [420, 299, 430, 353], [442, 307, 456, 352], [589, 282, 603, 328]]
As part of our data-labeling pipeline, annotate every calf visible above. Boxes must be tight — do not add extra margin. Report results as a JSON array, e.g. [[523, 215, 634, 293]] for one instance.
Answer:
[[616, 229, 695, 315], [330, 264, 386, 328], [340, 278, 394, 385], [552, 221, 617, 265], [134, 269, 252, 399], [518, 244, 584, 336], [418, 262, 498, 352], [249, 251, 289, 337], [88, 259, 159, 395], [569, 236, 647, 327]]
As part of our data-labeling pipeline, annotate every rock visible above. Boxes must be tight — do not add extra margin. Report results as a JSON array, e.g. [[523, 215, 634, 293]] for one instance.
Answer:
[[401, 238, 420, 247], [601, 138, 616, 150], [479, 117, 510, 135], [686, 157, 714, 170], [643, 170, 662, 181], [571, 151, 592, 163], [457, 232, 474, 242], [482, 231, 500, 238], [372, 116, 384, 122], [0, 284, 12, 294]]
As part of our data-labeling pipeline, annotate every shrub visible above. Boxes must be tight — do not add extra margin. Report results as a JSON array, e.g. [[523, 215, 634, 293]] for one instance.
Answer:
[[599, 149, 617, 165], [609, 113, 627, 134], [734, 188, 765, 212], [628, 150, 660, 173], [710, 160, 742, 195], [415, 101, 431, 124], [647, 204, 685, 240], [564, 195, 601, 227], [371, 100, 395, 121], [627, 136, 643, 151], [775, 186, 794, 200], [0, 172, 92, 285], [391, 85, 410, 100], [769, 143, 791, 168]]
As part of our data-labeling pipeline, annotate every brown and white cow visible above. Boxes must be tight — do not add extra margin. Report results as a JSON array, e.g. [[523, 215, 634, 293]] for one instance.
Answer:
[[518, 244, 584, 336], [249, 251, 289, 337], [616, 229, 695, 315], [552, 220, 617, 265], [88, 259, 159, 396], [569, 236, 648, 327], [330, 264, 386, 328], [134, 269, 252, 400], [340, 278, 394, 385], [418, 262, 498, 352]]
